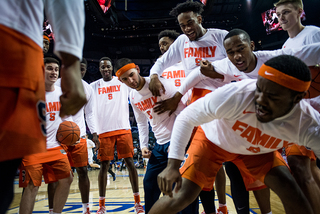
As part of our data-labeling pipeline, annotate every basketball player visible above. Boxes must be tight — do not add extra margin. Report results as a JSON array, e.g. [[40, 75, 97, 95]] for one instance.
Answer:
[[19, 57, 74, 214], [275, 1, 320, 212], [153, 2, 229, 212], [0, 1, 86, 212], [115, 58, 202, 214], [156, 28, 320, 214], [43, 32, 50, 54], [50, 57, 99, 214], [149, 55, 320, 214], [158, 29, 216, 214], [90, 57, 144, 214], [149, 1, 228, 98]]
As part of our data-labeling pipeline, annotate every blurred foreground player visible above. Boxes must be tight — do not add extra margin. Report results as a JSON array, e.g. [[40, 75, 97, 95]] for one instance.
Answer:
[[0, 1, 86, 212]]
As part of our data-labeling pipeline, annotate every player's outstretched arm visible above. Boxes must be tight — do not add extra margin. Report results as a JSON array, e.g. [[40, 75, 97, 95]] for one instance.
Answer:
[[154, 92, 183, 115], [149, 74, 166, 97], [157, 158, 182, 197], [200, 60, 224, 79], [59, 52, 87, 117]]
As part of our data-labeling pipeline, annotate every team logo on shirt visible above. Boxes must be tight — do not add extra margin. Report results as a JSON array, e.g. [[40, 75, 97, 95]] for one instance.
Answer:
[[184, 46, 217, 58], [232, 120, 295, 153]]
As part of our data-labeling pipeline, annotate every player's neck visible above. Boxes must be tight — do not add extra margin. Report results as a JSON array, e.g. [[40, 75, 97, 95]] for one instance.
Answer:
[[45, 83, 55, 92], [288, 23, 305, 38], [136, 76, 145, 91]]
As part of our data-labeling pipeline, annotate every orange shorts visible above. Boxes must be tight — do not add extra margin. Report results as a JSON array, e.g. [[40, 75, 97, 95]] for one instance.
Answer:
[[99, 130, 133, 161], [285, 144, 316, 161], [63, 138, 88, 167], [190, 88, 211, 103], [0, 25, 46, 162], [180, 127, 287, 191], [19, 157, 71, 187]]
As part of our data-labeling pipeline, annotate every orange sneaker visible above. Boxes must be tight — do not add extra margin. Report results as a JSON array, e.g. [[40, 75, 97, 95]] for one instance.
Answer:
[[217, 206, 228, 214]]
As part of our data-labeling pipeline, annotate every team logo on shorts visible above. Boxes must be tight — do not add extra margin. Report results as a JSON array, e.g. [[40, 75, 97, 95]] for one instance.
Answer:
[[180, 153, 189, 169], [36, 100, 46, 136], [60, 149, 67, 155]]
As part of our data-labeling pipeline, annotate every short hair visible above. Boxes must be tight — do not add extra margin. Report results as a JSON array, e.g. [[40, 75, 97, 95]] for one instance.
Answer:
[[224, 29, 251, 44], [264, 55, 311, 82], [169, 1, 204, 17], [99, 57, 112, 64], [274, 0, 303, 10], [81, 58, 87, 67], [114, 58, 133, 72], [158, 29, 180, 41], [44, 57, 59, 66]]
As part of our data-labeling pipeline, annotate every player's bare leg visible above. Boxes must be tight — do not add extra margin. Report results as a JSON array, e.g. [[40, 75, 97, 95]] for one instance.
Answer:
[[19, 180, 39, 214], [98, 160, 111, 197], [76, 166, 90, 203], [264, 165, 313, 214], [53, 172, 73, 213], [253, 188, 271, 214], [124, 157, 139, 192], [287, 155, 320, 213], [215, 166, 228, 213]]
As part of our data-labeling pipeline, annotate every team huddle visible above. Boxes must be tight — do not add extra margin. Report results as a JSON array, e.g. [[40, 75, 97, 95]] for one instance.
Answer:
[[1, 0, 320, 214]]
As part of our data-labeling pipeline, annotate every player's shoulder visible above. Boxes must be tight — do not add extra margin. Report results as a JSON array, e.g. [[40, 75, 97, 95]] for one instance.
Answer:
[[207, 28, 229, 36], [305, 25, 320, 32], [89, 78, 101, 87]]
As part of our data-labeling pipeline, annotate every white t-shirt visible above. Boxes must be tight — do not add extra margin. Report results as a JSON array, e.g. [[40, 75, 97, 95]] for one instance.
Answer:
[[178, 43, 320, 95], [56, 79, 98, 137], [130, 77, 185, 149], [150, 28, 228, 77], [169, 79, 320, 160], [46, 86, 72, 149], [90, 77, 131, 134], [0, 0, 84, 60], [162, 62, 191, 104], [283, 26, 320, 49]]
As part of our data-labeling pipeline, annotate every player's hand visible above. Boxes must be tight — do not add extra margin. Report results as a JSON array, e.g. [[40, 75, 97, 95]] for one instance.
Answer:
[[59, 52, 87, 117], [149, 74, 166, 97], [157, 159, 182, 197], [154, 92, 182, 115], [200, 60, 224, 79], [141, 147, 152, 158], [92, 133, 100, 152]]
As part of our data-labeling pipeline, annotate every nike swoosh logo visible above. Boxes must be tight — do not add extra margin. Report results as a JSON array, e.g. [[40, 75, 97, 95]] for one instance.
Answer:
[[243, 110, 255, 114], [234, 75, 240, 77], [265, 71, 274, 76]]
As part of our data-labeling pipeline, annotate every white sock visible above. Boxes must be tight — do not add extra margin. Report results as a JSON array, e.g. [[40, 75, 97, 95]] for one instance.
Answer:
[[49, 209, 53, 214], [265, 212, 272, 214], [82, 202, 89, 212], [53, 212, 61, 214], [219, 203, 227, 207]]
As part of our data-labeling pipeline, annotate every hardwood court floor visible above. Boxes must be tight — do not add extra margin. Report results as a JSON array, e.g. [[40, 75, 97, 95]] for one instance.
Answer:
[[8, 167, 284, 213]]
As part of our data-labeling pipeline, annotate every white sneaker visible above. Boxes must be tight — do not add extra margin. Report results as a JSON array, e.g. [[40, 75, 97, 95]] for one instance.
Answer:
[[96, 206, 106, 214], [134, 203, 145, 214]]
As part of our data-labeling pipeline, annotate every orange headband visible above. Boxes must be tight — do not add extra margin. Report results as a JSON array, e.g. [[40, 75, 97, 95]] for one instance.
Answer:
[[116, 63, 136, 78], [258, 64, 311, 92], [43, 35, 50, 41]]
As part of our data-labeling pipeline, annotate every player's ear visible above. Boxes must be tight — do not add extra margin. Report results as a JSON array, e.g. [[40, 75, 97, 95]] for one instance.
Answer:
[[293, 91, 306, 104], [197, 15, 202, 24], [250, 41, 255, 51], [136, 65, 140, 74]]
